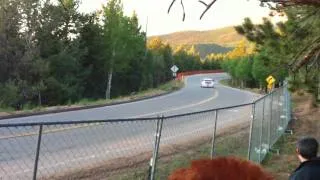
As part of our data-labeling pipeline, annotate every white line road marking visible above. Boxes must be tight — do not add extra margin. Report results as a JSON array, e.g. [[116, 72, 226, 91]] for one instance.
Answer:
[[227, 109, 239, 113], [0, 76, 218, 140], [0, 123, 104, 140], [130, 89, 219, 118], [0, 89, 218, 140]]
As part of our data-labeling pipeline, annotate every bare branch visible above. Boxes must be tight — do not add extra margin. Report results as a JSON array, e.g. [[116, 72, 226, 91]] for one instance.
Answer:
[[181, 0, 186, 21], [200, 0, 217, 20], [168, 0, 319, 21], [290, 36, 320, 72], [167, 0, 185, 21], [168, 0, 176, 14], [198, 0, 208, 6]]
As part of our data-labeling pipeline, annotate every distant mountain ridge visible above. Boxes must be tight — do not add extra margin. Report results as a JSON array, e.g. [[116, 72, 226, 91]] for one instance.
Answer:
[[149, 26, 245, 47], [148, 26, 245, 58]]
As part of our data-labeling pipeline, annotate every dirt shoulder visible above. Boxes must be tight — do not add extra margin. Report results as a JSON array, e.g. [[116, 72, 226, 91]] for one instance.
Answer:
[[262, 92, 320, 180]]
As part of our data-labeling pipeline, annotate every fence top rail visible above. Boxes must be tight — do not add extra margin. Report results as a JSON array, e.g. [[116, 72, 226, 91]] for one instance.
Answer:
[[253, 87, 284, 103], [165, 102, 254, 119], [0, 102, 254, 128], [0, 117, 159, 127], [254, 92, 271, 104]]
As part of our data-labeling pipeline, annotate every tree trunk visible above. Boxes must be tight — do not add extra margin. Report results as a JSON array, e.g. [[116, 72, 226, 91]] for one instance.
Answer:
[[106, 68, 113, 100], [106, 49, 115, 100], [38, 91, 41, 106]]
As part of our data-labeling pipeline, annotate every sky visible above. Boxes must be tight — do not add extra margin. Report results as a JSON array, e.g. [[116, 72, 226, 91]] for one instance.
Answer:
[[79, 0, 277, 36]]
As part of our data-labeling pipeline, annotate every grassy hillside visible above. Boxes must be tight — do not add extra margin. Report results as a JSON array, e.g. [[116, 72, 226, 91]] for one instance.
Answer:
[[150, 26, 245, 47]]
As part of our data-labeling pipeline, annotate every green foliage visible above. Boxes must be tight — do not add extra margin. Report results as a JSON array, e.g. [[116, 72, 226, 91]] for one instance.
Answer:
[[251, 54, 269, 86], [179, 44, 232, 59], [0, 81, 21, 108], [225, 6, 319, 92], [0, 0, 221, 109]]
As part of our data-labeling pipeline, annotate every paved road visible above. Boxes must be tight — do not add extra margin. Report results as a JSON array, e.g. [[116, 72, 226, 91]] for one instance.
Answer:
[[0, 73, 257, 124], [0, 73, 259, 179]]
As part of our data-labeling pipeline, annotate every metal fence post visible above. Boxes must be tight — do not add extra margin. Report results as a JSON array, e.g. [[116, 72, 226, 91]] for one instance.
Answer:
[[33, 125, 43, 180], [277, 89, 282, 135], [285, 82, 291, 124], [268, 93, 273, 147], [284, 83, 288, 126], [211, 110, 218, 159], [149, 116, 164, 180], [259, 98, 266, 163], [287, 84, 290, 124], [247, 103, 255, 160], [288, 90, 291, 123], [282, 84, 286, 125]]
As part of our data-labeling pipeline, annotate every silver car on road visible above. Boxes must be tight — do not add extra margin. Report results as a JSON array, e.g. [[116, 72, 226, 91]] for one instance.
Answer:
[[201, 78, 215, 88]]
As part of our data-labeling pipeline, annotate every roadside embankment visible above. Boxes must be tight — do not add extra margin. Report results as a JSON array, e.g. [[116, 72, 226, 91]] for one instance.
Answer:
[[262, 91, 320, 179]]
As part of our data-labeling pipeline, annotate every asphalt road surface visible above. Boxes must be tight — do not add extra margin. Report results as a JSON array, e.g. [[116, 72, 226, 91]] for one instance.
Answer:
[[0, 73, 258, 124], [0, 73, 260, 179]]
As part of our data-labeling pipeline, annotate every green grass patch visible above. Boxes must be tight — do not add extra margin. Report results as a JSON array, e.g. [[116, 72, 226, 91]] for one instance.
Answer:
[[215, 134, 249, 158], [0, 107, 15, 113], [262, 133, 298, 179]]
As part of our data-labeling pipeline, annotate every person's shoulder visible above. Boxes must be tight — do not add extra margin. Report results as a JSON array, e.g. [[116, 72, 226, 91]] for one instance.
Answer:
[[289, 167, 304, 180], [289, 171, 298, 180], [291, 159, 320, 180], [304, 157, 320, 167]]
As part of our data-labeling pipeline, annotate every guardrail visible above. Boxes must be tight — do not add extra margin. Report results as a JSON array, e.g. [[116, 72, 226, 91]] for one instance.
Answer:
[[0, 82, 291, 180]]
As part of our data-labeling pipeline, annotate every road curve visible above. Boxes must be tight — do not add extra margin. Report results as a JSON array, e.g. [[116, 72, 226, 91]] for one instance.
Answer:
[[0, 73, 258, 124], [0, 73, 260, 179]]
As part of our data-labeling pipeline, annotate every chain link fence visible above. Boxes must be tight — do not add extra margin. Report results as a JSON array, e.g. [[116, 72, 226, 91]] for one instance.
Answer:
[[1, 119, 159, 180], [248, 82, 291, 163], [0, 83, 291, 179]]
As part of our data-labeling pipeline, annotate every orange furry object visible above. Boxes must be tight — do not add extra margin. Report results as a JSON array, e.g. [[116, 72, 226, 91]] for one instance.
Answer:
[[168, 156, 274, 180]]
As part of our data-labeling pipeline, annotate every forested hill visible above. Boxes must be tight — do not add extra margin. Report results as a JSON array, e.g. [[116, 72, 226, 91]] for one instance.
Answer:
[[150, 27, 245, 47], [184, 44, 233, 59]]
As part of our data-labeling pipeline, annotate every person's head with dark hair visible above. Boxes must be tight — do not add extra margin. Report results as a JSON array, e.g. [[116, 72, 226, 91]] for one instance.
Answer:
[[296, 137, 319, 162], [290, 137, 320, 180]]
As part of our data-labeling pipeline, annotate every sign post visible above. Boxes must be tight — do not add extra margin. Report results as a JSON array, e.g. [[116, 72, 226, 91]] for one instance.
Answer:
[[171, 65, 179, 78]]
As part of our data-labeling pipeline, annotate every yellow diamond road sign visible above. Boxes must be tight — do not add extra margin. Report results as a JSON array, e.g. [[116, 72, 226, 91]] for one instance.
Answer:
[[266, 75, 275, 84]]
